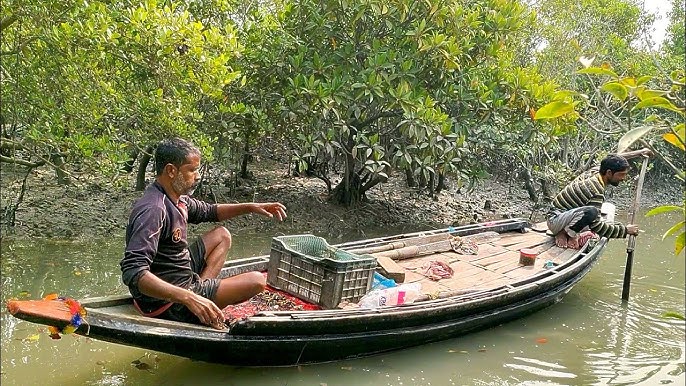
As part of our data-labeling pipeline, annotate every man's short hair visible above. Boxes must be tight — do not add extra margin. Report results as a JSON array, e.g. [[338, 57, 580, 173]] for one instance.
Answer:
[[599, 154, 629, 174], [154, 138, 201, 176]]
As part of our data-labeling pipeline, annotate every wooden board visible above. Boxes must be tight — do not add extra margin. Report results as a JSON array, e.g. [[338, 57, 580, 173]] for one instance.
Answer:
[[6, 300, 80, 329], [502, 233, 552, 251], [376, 256, 406, 283]]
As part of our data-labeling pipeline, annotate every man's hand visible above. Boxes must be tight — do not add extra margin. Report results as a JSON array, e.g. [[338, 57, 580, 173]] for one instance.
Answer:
[[137, 272, 226, 329], [626, 224, 640, 236], [252, 202, 287, 221], [181, 291, 226, 330]]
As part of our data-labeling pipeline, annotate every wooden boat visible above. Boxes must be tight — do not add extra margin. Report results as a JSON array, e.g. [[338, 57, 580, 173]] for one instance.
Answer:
[[7, 218, 607, 366]]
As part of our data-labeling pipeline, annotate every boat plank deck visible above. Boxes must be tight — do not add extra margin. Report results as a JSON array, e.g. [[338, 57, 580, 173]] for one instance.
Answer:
[[394, 231, 570, 296]]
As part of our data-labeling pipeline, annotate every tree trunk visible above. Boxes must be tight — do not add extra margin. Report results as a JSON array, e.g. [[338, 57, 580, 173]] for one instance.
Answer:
[[240, 140, 250, 179], [540, 177, 553, 200], [122, 147, 140, 173], [435, 172, 447, 194], [135, 145, 154, 191], [405, 168, 416, 188], [332, 173, 364, 207], [332, 127, 360, 206], [521, 167, 538, 202], [2, 166, 32, 228], [50, 154, 70, 185], [427, 173, 435, 198]]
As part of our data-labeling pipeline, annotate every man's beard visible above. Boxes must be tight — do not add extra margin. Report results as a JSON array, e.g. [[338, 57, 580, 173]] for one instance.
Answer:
[[172, 177, 197, 196]]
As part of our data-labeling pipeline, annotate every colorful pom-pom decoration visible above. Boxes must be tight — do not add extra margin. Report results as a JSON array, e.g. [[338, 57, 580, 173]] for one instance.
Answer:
[[42, 294, 87, 339]]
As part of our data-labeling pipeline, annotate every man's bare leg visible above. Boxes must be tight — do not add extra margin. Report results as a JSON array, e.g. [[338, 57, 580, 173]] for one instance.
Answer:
[[199, 226, 232, 279], [555, 231, 569, 248], [214, 272, 266, 308], [197, 226, 265, 312]]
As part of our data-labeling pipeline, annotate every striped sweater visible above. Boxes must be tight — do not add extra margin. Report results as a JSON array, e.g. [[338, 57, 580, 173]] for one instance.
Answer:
[[551, 172, 628, 239]]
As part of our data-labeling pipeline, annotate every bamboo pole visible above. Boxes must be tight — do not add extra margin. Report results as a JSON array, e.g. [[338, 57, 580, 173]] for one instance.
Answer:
[[621, 154, 650, 302]]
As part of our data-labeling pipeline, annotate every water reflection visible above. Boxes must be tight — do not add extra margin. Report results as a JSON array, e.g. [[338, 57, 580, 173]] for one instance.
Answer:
[[1, 212, 684, 385]]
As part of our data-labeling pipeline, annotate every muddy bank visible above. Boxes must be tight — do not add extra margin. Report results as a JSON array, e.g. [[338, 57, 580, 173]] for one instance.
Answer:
[[0, 162, 681, 241]]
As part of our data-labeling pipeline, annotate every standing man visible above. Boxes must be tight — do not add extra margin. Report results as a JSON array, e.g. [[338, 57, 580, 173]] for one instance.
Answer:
[[120, 138, 287, 329], [547, 153, 640, 249]]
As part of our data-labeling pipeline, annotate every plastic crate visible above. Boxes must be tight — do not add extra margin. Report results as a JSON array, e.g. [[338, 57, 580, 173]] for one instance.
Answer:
[[267, 235, 377, 309]]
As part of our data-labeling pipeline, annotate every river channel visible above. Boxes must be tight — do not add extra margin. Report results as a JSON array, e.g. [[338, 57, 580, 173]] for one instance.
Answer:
[[1, 211, 684, 386]]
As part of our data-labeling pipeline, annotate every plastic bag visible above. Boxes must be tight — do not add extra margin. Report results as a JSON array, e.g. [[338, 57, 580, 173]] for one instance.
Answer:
[[357, 282, 421, 308], [372, 272, 396, 290]]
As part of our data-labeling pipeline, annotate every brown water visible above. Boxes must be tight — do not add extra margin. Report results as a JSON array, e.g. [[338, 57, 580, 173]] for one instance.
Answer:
[[1, 211, 684, 386]]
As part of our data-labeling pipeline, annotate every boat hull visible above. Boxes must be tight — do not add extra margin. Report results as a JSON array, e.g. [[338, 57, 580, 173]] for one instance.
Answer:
[[7, 219, 607, 366]]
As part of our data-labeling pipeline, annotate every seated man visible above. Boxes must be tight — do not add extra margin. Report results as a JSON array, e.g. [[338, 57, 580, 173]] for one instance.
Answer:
[[120, 138, 287, 329], [547, 154, 639, 249]]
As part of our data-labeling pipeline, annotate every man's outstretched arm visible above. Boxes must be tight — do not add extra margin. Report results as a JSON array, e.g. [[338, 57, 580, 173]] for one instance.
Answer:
[[215, 202, 287, 222]]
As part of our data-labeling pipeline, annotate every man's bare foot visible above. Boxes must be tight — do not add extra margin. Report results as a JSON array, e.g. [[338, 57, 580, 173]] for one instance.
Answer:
[[567, 236, 580, 249], [555, 232, 568, 248]]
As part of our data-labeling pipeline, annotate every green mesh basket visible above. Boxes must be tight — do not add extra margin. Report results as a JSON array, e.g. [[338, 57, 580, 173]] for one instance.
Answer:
[[267, 235, 377, 308], [277, 235, 365, 262]]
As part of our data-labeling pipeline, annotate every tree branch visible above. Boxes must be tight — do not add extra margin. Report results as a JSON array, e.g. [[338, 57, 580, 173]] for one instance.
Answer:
[[585, 74, 626, 128], [0, 154, 45, 168], [0, 14, 18, 32], [638, 138, 685, 180], [352, 109, 403, 130], [577, 115, 624, 135]]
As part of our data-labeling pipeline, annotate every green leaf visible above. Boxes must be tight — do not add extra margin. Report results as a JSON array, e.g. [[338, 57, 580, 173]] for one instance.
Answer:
[[551, 90, 577, 100], [674, 232, 685, 255], [576, 67, 618, 78], [646, 205, 684, 216], [661, 311, 686, 320], [633, 97, 684, 113], [600, 82, 628, 101], [533, 101, 574, 120], [636, 75, 653, 85], [617, 126, 653, 154], [635, 89, 668, 101], [662, 221, 685, 240]]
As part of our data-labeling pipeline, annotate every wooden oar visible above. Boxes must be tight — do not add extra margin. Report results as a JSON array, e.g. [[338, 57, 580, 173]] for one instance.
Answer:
[[621, 153, 650, 302]]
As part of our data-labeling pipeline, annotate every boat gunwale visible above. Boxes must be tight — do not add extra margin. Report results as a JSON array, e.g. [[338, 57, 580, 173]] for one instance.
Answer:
[[78, 231, 607, 337]]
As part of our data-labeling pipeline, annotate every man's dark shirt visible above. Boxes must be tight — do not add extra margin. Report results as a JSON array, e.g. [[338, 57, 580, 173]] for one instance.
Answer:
[[120, 181, 218, 313]]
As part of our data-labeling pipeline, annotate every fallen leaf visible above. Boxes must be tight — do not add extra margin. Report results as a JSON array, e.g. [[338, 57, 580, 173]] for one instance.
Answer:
[[340, 366, 352, 371], [478, 349, 487, 352], [460, 350, 468, 354], [661, 311, 685, 320], [18, 291, 31, 298], [448, 349, 456, 353], [74, 271, 82, 276], [536, 338, 548, 344], [25, 334, 40, 342], [134, 362, 151, 371]]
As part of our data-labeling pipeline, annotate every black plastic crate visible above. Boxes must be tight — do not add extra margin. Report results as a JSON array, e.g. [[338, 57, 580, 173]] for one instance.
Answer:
[[267, 235, 377, 309]]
